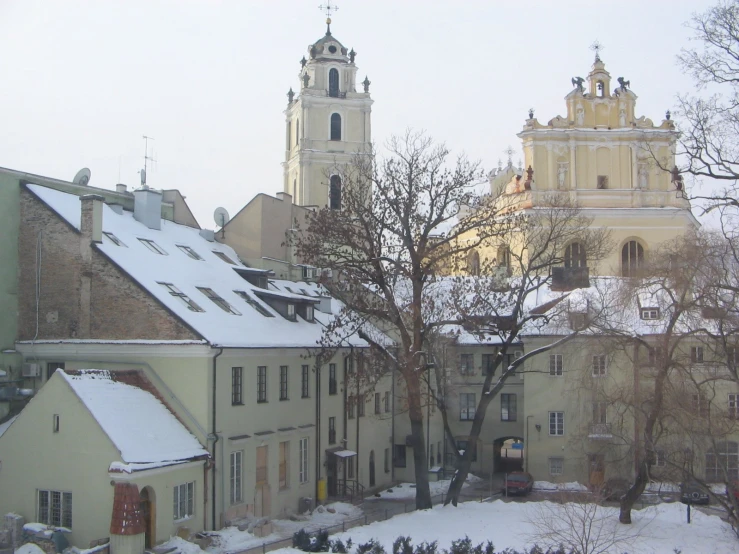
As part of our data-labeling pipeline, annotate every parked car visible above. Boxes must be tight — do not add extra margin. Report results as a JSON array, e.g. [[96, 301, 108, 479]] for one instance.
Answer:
[[503, 471, 534, 495], [602, 478, 631, 501], [680, 481, 710, 505]]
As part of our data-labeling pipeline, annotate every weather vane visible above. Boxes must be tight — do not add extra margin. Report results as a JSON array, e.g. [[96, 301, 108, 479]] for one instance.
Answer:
[[319, 1, 339, 18], [590, 40, 604, 62]]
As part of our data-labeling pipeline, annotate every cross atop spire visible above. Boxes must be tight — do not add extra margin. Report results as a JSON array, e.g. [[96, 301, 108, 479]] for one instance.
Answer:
[[503, 145, 515, 166], [319, 1, 339, 34], [590, 40, 604, 63]]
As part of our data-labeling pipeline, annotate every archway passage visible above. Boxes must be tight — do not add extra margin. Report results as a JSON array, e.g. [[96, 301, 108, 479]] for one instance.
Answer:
[[493, 436, 524, 474], [139, 486, 156, 549]]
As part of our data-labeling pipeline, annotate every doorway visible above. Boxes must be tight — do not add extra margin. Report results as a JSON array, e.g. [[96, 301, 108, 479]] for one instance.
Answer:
[[588, 454, 605, 487], [369, 450, 376, 487], [139, 486, 156, 548], [327, 453, 338, 496]]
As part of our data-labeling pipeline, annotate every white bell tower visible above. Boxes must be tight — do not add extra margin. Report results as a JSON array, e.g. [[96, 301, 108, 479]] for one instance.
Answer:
[[282, 13, 373, 209]]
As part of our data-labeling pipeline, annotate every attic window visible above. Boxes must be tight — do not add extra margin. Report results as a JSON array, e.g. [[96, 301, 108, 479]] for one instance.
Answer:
[[287, 303, 296, 320], [138, 238, 168, 255], [158, 282, 204, 312], [234, 290, 274, 317], [103, 232, 126, 247], [305, 305, 314, 322], [641, 308, 660, 320], [177, 245, 204, 260], [197, 287, 241, 315], [213, 251, 236, 265]]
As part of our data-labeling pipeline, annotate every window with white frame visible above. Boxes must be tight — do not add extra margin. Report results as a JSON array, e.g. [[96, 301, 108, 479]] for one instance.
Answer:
[[287, 303, 296, 320], [232, 367, 243, 405], [730, 394, 738, 420], [592, 355, 607, 376], [640, 307, 660, 320], [301, 365, 310, 398], [230, 451, 243, 504], [177, 244, 203, 260], [138, 238, 167, 255], [501, 393, 517, 421], [280, 365, 289, 400], [460, 353, 475, 374], [299, 437, 309, 484], [173, 482, 195, 520], [691, 346, 705, 363], [257, 366, 267, 402], [38, 490, 72, 528], [549, 354, 563, 376], [158, 282, 204, 312], [549, 411, 564, 435], [459, 393, 476, 421], [548, 457, 564, 476]]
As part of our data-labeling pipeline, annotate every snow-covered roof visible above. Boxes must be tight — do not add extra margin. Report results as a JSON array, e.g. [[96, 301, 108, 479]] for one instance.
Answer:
[[60, 370, 208, 469], [27, 184, 369, 349]]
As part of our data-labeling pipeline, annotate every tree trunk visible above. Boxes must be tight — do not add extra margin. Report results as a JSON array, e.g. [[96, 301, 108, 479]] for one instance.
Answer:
[[619, 460, 649, 524], [406, 374, 432, 509]]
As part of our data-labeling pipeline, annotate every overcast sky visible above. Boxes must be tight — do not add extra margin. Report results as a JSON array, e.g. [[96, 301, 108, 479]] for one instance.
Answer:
[[0, 0, 716, 228]]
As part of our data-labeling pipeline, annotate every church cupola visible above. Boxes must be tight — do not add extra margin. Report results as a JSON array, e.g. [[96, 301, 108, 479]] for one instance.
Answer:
[[588, 58, 612, 97]]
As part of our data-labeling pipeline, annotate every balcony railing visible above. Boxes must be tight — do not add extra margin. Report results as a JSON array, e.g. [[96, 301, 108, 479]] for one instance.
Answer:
[[588, 423, 612, 438]]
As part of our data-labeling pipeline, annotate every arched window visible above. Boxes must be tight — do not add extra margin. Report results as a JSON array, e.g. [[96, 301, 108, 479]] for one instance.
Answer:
[[329, 68, 340, 97], [565, 242, 586, 269], [467, 250, 480, 276], [621, 240, 644, 277], [296, 119, 299, 146], [705, 441, 739, 482], [330, 113, 341, 141], [330, 175, 342, 210]]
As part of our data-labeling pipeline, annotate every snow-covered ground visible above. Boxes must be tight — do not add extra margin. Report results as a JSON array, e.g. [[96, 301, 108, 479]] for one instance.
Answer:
[[533, 480, 588, 492], [367, 474, 483, 500]]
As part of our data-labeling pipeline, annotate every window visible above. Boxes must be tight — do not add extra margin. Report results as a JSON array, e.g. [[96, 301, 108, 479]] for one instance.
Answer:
[[138, 238, 167, 255], [730, 394, 738, 420], [501, 393, 517, 422], [348, 395, 355, 419], [52, 414, 60, 433], [564, 242, 586, 269], [549, 411, 564, 435], [280, 366, 289, 400], [467, 249, 480, 276], [232, 367, 243, 405], [549, 457, 564, 476], [592, 355, 607, 376], [384, 391, 390, 413], [654, 449, 666, 467], [287, 303, 296, 320], [299, 437, 309, 484], [705, 441, 739, 482], [233, 290, 274, 317], [329, 363, 337, 395], [357, 393, 365, 417], [692, 393, 710, 417], [329, 175, 342, 210], [329, 68, 339, 97], [37, 490, 72, 529], [328, 417, 336, 444], [384, 448, 390, 473], [347, 456, 355, 479], [257, 366, 267, 402], [481, 354, 495, 375], [103, 232, 126, 247], [648, 346, 665, 367], [159, 282, 204, 312], [301, 365, 310, 398], [305, 305, 314, 322], [691, 346, 705, 364], [597, 175, 608, 189], [46, 362, 64, 381], [456, 439, 477, 462], [330, 113, 341, 141], [375, 392, 381, 414], [279, 441, 289, 490], [173, 482, 195, 520], [496, 245, 511, 268], [394, 444, 406, 468], [641, 308, 660, 320], [460, 353, 475, 374], [197, 287, 241, 315], [212, 251, 236, 265], [592, 402, 607, 424], [622, 240, 644, 277], [230, 451, 243, 504], [177, 245, 203, 260], [460, 392, 476, 421], [549, 354, 563, 376]]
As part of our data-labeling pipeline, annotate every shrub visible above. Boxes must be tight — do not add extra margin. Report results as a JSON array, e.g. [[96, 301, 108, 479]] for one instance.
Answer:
[[356, 539, 386, 554]]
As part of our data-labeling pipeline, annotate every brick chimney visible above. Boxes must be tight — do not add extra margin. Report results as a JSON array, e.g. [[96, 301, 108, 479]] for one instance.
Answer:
[[133, 188, 162, 230], [80, 194, 104, 243]]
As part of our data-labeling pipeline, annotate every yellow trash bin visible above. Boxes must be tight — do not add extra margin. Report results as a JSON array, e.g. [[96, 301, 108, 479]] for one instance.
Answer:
[[317, 478, 327, 501]]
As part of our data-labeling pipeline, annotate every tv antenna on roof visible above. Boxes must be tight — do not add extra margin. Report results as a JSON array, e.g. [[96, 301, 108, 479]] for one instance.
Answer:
[[139, 135, 156, 189], [214, 207, 230, 238]]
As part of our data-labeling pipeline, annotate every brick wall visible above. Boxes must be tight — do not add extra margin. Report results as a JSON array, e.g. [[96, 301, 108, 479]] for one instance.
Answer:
[[18, 189, 200, 341]]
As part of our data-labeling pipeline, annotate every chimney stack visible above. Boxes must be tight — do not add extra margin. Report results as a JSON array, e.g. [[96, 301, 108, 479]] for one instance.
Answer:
[[79, 194, 104, 243], [116, 183, 128, 194], [133, 188, 162, 230]]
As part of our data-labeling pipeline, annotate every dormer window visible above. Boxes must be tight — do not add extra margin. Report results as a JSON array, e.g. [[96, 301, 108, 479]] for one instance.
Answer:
[[197, 287, 241, 315], [177, 245, 203, 260], [213, 251, 236, 265], [103, 232, 126, 247], [305, 305, 314, 322], [139, 238, 167, 255], [641, 308, 660, 320], [287, 303, 296, 320]]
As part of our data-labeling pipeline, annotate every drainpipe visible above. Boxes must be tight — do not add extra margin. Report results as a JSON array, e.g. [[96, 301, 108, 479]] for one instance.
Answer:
[[211, 347, 223, 530], [525, 415, 533, 473], [391, 364, 396, 482], [315, 361, 321, 504]]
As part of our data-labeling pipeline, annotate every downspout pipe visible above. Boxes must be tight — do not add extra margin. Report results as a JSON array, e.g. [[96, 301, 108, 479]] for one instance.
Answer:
[[211, 347, 223, 530]]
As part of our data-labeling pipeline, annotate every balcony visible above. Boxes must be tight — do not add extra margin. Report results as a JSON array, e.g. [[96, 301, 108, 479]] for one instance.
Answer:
[[588, 423, 612, 439]]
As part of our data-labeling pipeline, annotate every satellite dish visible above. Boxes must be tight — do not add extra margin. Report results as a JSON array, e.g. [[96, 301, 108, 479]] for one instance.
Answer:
[[73, 168, 91, 186], [214, 207, 230, 228]]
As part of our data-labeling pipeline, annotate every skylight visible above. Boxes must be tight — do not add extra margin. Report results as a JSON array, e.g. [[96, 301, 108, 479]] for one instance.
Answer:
[[103, 232, 127, 247], [212, 251, 236, 265], [197, 287, 241, 315], [234, 290, 274, 317], [177, 245, 204, 260], [158, 282, 204, 312], [138, 238, 168, 255]]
